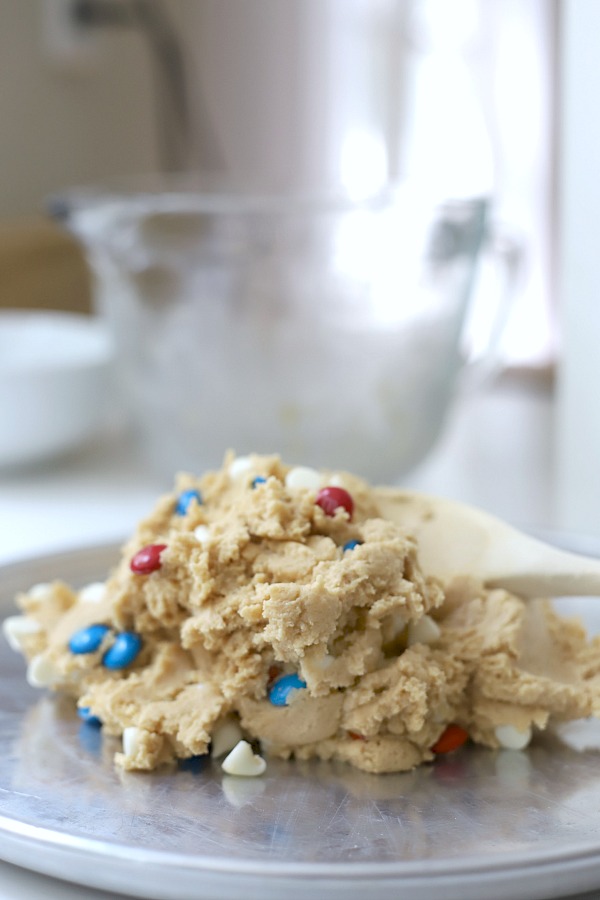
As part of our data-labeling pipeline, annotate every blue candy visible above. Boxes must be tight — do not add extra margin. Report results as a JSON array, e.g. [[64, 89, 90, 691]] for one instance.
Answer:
[[77, 706, 102, 727], [68, 623, 111, 655], [102, 632, 142, 670], [179, 755, 208, 773], [342, 540, 363, 553], [175, 489, 203, 515], [252, 476, 267, 488], [268, 673, 307, 706]]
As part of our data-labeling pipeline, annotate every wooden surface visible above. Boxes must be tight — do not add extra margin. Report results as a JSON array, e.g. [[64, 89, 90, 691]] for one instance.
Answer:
[[0, 216, 91, 313]]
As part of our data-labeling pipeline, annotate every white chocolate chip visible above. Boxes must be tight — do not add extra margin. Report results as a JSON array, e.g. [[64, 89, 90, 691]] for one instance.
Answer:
[[285, 466, 322, 491], [2, 615, 42, 652], [388, 612, 408, 639], [407, 615, 441, 647], [313, 653, 334, 670], [28, 583, 52, 600], [26, 653, 60, 688], [211, 718, 244, 758], [495, 724, 532, 750], [285, 686, 305, 705], [193, 525, 210, 545], [118, 727, 165, 770], [221, 740, 266, 777], [79, 582, 106, 603], [228, 457, 254, 480], [328, 474, 345, 487], [122, 726, 144, 758]]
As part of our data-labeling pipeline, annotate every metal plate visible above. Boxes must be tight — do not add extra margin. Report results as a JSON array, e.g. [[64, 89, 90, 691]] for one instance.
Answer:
[[3, 543, 600, 900]]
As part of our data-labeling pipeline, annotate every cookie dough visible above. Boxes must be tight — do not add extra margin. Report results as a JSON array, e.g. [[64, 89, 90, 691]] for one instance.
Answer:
[[6, 453, 600, 774]]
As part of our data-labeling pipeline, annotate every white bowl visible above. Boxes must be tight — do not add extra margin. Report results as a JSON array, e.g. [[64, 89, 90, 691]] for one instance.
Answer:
[[0, 310, 114, 467]]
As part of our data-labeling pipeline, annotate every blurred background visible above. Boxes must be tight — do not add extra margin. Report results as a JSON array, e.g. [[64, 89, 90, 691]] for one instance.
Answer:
[[0, 0, 555, 349], [0, 0, 595, 564]]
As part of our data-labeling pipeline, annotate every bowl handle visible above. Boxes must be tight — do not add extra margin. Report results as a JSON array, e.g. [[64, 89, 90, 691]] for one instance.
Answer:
[[460, 222, 525, 384]]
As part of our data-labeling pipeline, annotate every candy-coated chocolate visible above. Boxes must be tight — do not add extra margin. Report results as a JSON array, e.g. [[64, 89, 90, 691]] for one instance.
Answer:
[[268, 673, 307, 706], [179, 755, 208, 773], [315, 486, 354, 519], [68, 623, 111, 655], [342, 539, 363, 552], [175, 489, 203, 515], [431, 724, 469, 754], [130, 544, 167, 574], [102, 632, 142, 669], [251, 476, 267, 488], [266, 664, 281, 688], [77, 706, 102, 727]]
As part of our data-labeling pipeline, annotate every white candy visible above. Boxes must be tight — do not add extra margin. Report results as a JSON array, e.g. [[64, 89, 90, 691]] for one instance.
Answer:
[[193, 525, 210, 545], [495, 724, 532, 750], [28, 583, 52, 600], [407, 615, 441, 647], [228, 456, 254, 480], [285, 466, 322, 491], [211, 719, 244, 758], [26, 653, 59, 688], [221, 740, 266, 777], [79, 582, 106, 603], [2, 615, 42, 651], [122, 726, 144, 758]]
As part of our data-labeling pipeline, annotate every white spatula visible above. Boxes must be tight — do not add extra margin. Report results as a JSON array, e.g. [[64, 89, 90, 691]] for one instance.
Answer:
[[374, 488, 600, 597]]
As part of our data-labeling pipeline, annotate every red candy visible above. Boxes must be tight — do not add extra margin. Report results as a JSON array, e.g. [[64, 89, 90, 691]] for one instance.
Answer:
[[315, 486, 354, 519], [130, 543, 167, 575], [431, 724, 469, 755], [267, 665, 281, 688]]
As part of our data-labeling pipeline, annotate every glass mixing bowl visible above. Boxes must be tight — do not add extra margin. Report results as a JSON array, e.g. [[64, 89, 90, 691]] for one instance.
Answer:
[[51, 180, 513, 482]]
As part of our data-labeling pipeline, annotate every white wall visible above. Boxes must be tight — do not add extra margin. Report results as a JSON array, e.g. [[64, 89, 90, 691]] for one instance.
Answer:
[[0, 0, 160, 219], [0, 0, 414, 219], [171, 0, 412, 194], [1, 1, 556, 374], [556, 0, 600, 536]]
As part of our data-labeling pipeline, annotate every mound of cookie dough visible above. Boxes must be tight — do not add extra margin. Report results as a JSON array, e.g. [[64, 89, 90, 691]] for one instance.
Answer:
[[6, 453, 600, 775]]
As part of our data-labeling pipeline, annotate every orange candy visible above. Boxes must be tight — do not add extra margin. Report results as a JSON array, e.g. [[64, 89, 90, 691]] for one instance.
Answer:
[[431, 724, 469, 754]]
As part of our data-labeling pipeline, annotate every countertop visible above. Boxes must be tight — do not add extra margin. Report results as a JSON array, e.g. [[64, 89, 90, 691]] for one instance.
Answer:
[[0, 368, 557, 569], [0, 370, 597, 900]]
